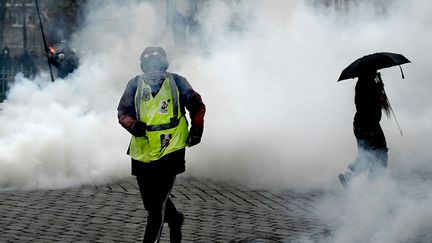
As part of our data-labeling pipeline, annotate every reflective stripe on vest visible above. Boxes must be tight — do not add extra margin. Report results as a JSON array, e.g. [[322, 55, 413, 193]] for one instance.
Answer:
[[129, 73, 189, 163]]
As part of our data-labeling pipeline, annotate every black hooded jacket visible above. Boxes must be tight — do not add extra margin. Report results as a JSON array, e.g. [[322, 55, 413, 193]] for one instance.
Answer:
[[353, 76, 387, 150], [353, 78, 383, 126]]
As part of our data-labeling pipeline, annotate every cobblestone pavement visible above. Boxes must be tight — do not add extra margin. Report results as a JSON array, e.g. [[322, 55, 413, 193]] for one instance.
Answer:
[[0, 171, 431, 243]]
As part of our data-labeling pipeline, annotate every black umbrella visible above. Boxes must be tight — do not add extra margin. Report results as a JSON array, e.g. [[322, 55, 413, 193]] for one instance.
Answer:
[[338, 52, 411, 81]]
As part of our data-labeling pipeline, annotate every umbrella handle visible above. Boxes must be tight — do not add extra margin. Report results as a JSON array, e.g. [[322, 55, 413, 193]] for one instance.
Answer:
[[399, 65, 405, 79]]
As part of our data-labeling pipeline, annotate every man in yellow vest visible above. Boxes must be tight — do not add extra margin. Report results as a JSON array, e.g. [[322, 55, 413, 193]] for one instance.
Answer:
[[117, 46, 205, 243]]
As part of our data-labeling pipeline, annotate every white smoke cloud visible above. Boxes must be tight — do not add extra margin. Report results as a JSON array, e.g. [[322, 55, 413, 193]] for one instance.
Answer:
[[182, 0, 432, 191], [316, 176, 432, 243], [0, 0, 431, 240], [0, 0, 172, 189], [176, 1, 432, 241], [0, 0, 430, 208]]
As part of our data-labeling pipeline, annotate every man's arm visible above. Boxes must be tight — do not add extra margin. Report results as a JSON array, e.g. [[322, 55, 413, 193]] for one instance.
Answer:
[[173, 74, 206, 146], [117, 76, 142, 134]]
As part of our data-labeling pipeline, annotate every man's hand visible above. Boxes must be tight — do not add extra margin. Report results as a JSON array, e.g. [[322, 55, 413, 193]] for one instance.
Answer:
[[187, 127, 202, 147], [130, 121, 147, 137]]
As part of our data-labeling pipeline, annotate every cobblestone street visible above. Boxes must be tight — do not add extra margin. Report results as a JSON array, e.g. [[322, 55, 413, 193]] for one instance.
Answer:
[[0, 175, 329, 243], [1, 171, 431, 242]]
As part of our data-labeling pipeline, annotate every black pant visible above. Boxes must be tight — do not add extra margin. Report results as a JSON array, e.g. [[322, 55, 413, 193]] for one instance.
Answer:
[[136, 172, 181, 243], [353, 124, 387, 150], [349, 124, 388, 179]]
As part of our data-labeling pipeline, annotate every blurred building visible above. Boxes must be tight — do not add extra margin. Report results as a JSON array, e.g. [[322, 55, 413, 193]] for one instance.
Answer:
[[0, 0, 41, 101], [0, 0, 86, 102], [0, 0, 43, 57], [0, 0, 86, 57]]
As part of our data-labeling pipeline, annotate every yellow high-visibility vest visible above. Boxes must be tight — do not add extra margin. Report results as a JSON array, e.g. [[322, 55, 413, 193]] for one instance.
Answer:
[[129, 73, 189, 163]]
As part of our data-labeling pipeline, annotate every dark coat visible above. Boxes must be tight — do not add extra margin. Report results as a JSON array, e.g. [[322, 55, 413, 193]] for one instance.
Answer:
[[353, 78, 387, 150], [354, 78, 383, 126]]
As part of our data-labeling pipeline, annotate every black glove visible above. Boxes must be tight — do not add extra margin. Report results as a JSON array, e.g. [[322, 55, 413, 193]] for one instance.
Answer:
[[130, 121, 147, 137], [187, 127, 202, 147]]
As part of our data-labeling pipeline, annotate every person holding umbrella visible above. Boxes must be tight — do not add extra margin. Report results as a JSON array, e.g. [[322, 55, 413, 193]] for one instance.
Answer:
[[337, 52, 410, 188]]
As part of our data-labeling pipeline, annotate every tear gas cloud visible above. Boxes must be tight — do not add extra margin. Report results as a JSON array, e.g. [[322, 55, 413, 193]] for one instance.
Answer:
[[0, 1, 167, 189], [316, 175, 432, 243], [184, 0, 432, 189], [0, 0, 431, 192], [1, 0, 431, 241]]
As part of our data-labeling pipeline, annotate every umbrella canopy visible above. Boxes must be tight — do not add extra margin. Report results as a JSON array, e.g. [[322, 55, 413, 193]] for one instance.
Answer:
[[338, 52, 411, 81]]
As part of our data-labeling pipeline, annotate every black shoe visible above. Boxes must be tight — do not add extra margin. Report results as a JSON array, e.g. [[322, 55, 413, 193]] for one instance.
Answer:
[[168, 212, 184, 243]]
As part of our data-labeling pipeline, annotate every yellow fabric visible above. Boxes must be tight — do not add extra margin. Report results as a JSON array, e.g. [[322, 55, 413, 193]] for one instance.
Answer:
[[130, 74, 188, 163]]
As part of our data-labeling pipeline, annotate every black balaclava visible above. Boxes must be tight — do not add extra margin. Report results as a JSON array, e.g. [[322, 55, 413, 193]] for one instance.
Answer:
[[140, 46, 169, 85]]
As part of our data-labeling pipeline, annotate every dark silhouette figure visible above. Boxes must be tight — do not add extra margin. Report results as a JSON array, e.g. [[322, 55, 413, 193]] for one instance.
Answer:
[[18, 50, 38, 78], [339, 70, 390, 188], [48, 42, 79, 79], [0, 47, 12, 69]]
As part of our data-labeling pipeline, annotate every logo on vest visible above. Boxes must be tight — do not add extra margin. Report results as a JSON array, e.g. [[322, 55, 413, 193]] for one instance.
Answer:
[[141, 87, 151, 101], [160, 134, 172, 150], [158, 100, 169, 114]]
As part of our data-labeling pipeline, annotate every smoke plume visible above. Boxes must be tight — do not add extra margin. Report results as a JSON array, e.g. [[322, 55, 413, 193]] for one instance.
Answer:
[[1, 0, 431, 240]]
